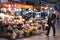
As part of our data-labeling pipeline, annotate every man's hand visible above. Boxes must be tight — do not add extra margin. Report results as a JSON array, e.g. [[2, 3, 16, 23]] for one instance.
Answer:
[[51, 20, 54, 23]]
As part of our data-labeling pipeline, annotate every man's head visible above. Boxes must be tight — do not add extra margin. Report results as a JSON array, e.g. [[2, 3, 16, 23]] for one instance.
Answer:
[[50, 10, 54, 15]]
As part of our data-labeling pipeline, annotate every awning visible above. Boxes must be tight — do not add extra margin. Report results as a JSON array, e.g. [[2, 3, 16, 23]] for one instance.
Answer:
[[0, 2, 42, 9]]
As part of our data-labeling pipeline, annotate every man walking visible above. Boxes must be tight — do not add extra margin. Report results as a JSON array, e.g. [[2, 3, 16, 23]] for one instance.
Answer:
[[46, 11, 56, 36]]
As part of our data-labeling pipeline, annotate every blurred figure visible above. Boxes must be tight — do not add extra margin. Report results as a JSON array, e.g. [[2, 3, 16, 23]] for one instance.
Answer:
[[41, 11, 45, 19], [46, 11, 56, 36]]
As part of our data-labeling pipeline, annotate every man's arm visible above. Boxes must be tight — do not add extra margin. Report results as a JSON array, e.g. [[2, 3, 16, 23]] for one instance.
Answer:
[[51, 14, 56, 23]]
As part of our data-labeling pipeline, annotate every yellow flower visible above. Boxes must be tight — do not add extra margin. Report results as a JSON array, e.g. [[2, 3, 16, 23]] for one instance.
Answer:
[[25, 30, 30, 33]]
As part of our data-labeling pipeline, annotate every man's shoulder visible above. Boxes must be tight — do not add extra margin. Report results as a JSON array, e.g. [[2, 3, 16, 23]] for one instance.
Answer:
[[53, 14, 56, 15]]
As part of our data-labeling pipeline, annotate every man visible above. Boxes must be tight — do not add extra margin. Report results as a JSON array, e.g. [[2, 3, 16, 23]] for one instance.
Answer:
[[46, 11, 56, 36]]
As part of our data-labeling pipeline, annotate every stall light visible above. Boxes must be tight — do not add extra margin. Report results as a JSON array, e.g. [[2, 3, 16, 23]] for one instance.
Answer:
[[45, 6, 49, 9], [45, 7, 48, 9], [19, 8, 22, 11], [41, 7, 44, 8], [1, 8, 6, 11], [29, 8, 31, 10], [50, 7, 53, 10], [34, 9, 36, 11], [4, 8, 7, 12], [16, 9, 19, 11], [0, 13, 6, 17], [3, 8, 6, 10]]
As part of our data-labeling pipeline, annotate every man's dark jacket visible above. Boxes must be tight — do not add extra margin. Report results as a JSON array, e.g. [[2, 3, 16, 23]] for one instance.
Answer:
[[47, 14, 56, 25]]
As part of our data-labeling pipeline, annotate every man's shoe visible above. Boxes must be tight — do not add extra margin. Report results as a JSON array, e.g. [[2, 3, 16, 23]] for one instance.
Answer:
[[53, 35, 55, 36], [45, 34, 49, 37]]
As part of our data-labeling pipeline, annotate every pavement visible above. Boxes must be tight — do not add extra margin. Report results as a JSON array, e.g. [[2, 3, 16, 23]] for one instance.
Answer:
[[0, 23, 60, 40]]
